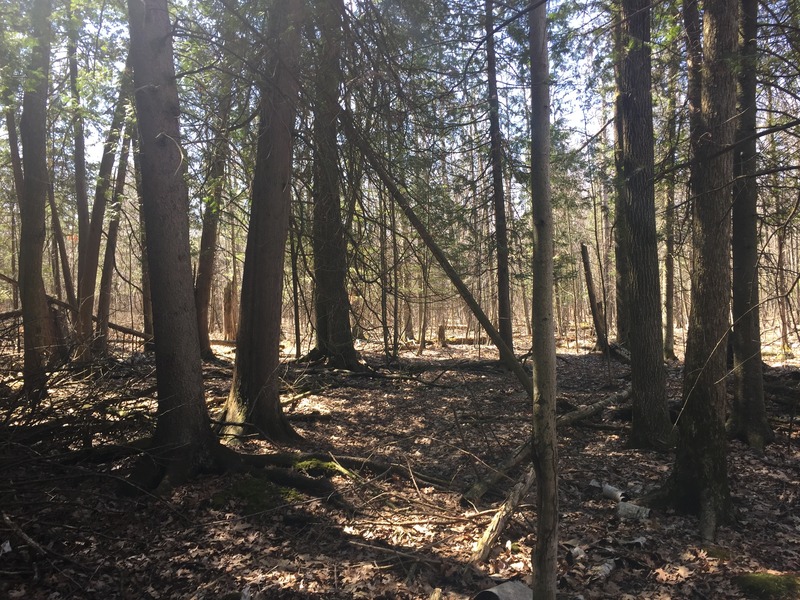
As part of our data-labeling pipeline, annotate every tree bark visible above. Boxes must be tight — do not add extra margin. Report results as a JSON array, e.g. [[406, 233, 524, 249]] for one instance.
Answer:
[[729, 0, 773, 450], [580, 243, 608, 352], [614, 0, 672, 449], [224, 0, 306, 442], [486, 0, 513, 353], [659, 0, 737, 540], [529, 4, 559, 596], [128, 0, 219, 487], [18, 0, 57, 399], [309, 0, 361, 369]]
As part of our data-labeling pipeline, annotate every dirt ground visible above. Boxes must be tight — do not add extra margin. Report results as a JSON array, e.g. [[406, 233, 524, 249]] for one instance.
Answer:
[[1, 337, 798, 599]]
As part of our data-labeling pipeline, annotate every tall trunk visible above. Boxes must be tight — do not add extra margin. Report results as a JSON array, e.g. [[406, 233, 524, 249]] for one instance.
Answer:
[[76, 61, 132, 361], [128, 0, 218, 487], [662, 0, 737, 540], [729, 0, 773, 450], [310, 0, 359, 369], [4, 110, 23, 313], [95, 132, 131, 355], [486, 0, 513, 352], [224, 0, 306, 442], [194, 90, 231, 360], [132, 128, 155, 351], [614, 0, 672, 449], [663, 60, 679, 361], [529, 4, 558, 596], [18, 0, 56, 399]]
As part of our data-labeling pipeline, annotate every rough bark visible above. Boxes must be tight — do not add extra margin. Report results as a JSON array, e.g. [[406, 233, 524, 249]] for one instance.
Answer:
[[128, 0, 219, 487], [224, 0, 306, 443], [486, 0, 513, 353], [309, 0, 361, 370], [529, 4, 559, 595], [614, 0, 672, 449], [729, 0, 773, 450], [659, 0, 737, 540], [18, 0, 57, 399]]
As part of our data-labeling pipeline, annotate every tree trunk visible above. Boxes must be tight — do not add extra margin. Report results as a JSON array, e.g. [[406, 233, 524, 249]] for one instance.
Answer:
[[128, 0, 219, 487], [486, 0, 513, 353], [224, 0, 306, 442], [194, 90, 231, 360], [729, 0, 773, 450], [309, 0, 360, 369], [132, 129, 155, 352], [580, 243, 608, 352], [529, 4, 558, 596], [660, 0, 737, 540], [76, 60, 132, 361], [614, 0, 672, 449], [95, 132, 131, 355], [18, 0, 57, 399]]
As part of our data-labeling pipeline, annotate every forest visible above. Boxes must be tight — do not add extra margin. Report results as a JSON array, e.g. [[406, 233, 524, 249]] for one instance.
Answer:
[[0, 0, 799, 597]]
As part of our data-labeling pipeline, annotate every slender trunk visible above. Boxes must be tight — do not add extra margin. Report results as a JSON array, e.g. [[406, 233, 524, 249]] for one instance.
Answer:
[[48, 184, 77, 311], [486, 0, 513, 352], [195, 91, 231, 359], [529, 4, 558, 595], [132, 129, 154, 351], [95, 132, 131, 355]]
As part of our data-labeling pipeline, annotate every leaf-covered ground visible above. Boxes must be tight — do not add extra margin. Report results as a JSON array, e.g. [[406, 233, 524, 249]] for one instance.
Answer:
[[1, 337, 798, 599]]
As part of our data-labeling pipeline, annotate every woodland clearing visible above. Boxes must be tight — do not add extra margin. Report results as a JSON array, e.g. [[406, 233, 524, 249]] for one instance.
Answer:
[[1, 336, 798, 599]]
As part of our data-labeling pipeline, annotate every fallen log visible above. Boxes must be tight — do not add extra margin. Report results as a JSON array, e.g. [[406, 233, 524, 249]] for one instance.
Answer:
[[470, 466, 536, 563], [463, 385, 633, 503]]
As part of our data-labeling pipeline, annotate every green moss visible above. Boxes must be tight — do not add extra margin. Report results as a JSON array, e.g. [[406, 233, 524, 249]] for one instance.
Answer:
[[704, 545, 732, 560], [733, 573, 800, 599], [210, 474, 291, 515], [294, 458, 353, 478]]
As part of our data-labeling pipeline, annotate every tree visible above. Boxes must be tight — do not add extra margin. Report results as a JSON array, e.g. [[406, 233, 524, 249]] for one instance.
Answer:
[[18, 0, 57, 399], [614, 0, 672, 448], [655, 0, 737, 540], [127, 0, 219, 487], [307, 0, 362, 370], [486, 0, 513, 353], [194, 89, 231, 360], [728, 0, 773, 451], [530, 1, 558, 596], [223, 0, 306, 442]]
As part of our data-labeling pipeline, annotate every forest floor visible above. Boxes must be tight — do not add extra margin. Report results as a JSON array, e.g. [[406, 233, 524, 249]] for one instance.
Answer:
[[1, 334, 799, 599]]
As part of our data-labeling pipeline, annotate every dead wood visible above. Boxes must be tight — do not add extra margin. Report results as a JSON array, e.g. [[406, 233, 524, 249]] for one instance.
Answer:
[[470, 466, 536, 563], [463, 385, 633, 503]]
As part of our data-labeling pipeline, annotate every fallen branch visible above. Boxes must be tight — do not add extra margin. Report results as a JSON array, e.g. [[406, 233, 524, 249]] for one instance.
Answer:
[[463, 385, 633, 503], [470, 466, 536, 563]]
